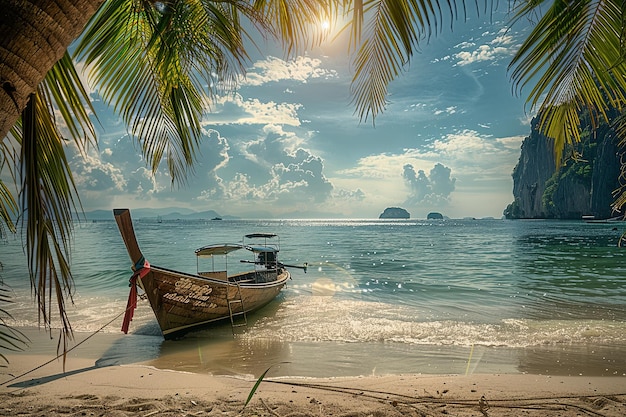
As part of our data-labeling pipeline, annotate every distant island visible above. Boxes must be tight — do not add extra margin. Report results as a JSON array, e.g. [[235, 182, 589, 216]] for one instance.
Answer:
[[379, 207, 410, 219], [78, 208, 233, 221], [427, 212, 443, 220]]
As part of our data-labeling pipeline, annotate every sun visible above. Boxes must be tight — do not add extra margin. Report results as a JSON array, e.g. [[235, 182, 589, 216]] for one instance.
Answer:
[[321, 20, 330, 31]]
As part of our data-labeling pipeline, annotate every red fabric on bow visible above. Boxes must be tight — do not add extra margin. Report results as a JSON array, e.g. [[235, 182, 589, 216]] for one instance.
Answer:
[[121, 259, 150, 334]]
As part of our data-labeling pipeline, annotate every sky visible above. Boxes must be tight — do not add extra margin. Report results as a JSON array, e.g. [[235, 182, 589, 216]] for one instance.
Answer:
[[67, 10, 534, 220]]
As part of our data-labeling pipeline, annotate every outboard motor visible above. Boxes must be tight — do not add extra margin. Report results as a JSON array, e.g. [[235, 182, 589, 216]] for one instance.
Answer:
[[257, 250, 277, 269]]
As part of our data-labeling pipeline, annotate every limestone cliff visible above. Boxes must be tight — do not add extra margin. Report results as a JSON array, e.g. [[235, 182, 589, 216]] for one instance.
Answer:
[[504, 114, 622, 219]]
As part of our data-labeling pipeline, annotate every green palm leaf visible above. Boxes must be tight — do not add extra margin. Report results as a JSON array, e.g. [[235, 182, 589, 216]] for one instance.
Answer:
[[75, 0, 259, 185], [20, 91, 77, 340], [509, 0, 626, 161], [44, 53, 97, 149], [8, 51, 92, 349], [1, 48, 92, 361], [252, 0, 337, 52], [0, 282, 29, 367], [610, 112, 626, 213], [0, 179, 17, 239], [349, 0, 461, 123]]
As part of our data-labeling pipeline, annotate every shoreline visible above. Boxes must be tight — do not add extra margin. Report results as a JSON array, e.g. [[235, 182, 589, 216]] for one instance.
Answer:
[[6, 326, 626, 378], [2, 330, 626, 416]]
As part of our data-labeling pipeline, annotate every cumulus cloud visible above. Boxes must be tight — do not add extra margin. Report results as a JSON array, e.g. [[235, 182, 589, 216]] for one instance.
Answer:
[[67, 134, 170, 209], [424, 129, 523, 177], [193, 129, 231, 201], [269, 150, 334, 202], [240, 56, 338, 86], [403, 163, 456, 206], [453, 26, 515, 66], [241, 124, 306, 165], [434, 106, 457, 116], [335, 188, 366, 201], [455, 45, 510, 66], [197, 127, 334, 209], [69, 132, 151, 197], [198, 128, 231, 172], [72, 152, 127, 192], [204, 94, 302, 126]]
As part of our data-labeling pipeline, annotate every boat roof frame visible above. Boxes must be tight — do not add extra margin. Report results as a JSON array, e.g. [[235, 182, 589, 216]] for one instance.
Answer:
[[195, 243, 243, 258], [195, 233, 282, 274]]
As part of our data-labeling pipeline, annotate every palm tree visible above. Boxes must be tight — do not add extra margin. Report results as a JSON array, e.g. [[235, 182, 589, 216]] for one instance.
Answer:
[[2, 0, 626, 358]]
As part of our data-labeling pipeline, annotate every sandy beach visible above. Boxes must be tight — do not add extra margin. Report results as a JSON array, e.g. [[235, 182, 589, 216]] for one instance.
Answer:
[[2, 349, 625, 416]]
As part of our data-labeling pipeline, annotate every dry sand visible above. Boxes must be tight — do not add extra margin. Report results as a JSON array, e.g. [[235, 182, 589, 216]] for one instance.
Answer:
[[2, 353, 626, 416]]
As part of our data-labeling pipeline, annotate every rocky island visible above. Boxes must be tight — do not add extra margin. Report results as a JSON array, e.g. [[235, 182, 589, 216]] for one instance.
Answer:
[[379, 207, 410, 219]]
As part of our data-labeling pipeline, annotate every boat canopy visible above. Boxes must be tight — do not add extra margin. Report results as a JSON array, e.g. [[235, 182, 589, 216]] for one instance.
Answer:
[[195, 244, 243, 257], [245, 245, 279, 254], [244, 233, 277, 239]]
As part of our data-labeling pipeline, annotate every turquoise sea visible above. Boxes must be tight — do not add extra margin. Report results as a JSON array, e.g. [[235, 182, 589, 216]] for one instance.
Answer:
[[2, 217, 626, 378]]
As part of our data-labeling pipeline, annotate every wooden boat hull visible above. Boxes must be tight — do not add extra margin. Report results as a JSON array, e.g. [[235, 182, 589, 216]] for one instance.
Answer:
[[138, 265, 290, 338], [113, 208, 291, 339]]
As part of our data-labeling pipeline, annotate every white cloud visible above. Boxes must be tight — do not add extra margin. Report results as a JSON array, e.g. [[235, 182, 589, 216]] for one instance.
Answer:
[[491, 34, 514, 46], [455, 45, 510, 66], [203, 93, 302, 126], [403, 163, 456, 206], [195, 126, 334, 213], [453, 26, 515, 66], [421, 129, 524, 177], [434, 106, 458, 116], [240, 55, 338, 86], [455, 41, 476, 49]]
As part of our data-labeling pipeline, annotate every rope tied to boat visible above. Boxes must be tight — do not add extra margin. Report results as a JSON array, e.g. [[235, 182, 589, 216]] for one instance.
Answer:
[[121, 257, 151, 334]]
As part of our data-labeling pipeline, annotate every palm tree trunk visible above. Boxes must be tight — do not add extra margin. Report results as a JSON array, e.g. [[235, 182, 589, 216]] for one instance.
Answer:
[[0, 0, 104, 139]]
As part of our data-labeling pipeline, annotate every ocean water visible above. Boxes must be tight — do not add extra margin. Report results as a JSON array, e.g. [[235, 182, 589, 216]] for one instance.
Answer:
[[2, 217, 626, 378]]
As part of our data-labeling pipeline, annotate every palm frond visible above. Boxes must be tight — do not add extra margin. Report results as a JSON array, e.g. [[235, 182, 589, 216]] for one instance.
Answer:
[[0, 283, 29, 367], [252, 0, 338, 53], [509, 0, 626, 161], [20, 91, 77, 341], [44, 53, 98, 152], [610, 112, 626, 213], [349, 0, 460, 123], [75, 0, 262, 186], [0, 177, 17, 238], [1, 50, 90, 348]]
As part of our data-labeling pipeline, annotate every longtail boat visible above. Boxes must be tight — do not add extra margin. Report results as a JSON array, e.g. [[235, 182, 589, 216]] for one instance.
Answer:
[[114, 208, 305, 339]]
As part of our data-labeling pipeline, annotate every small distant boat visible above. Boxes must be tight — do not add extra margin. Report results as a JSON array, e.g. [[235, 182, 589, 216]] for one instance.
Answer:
[[211, 217, 223, 221], [114, 208, 306, 339]]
